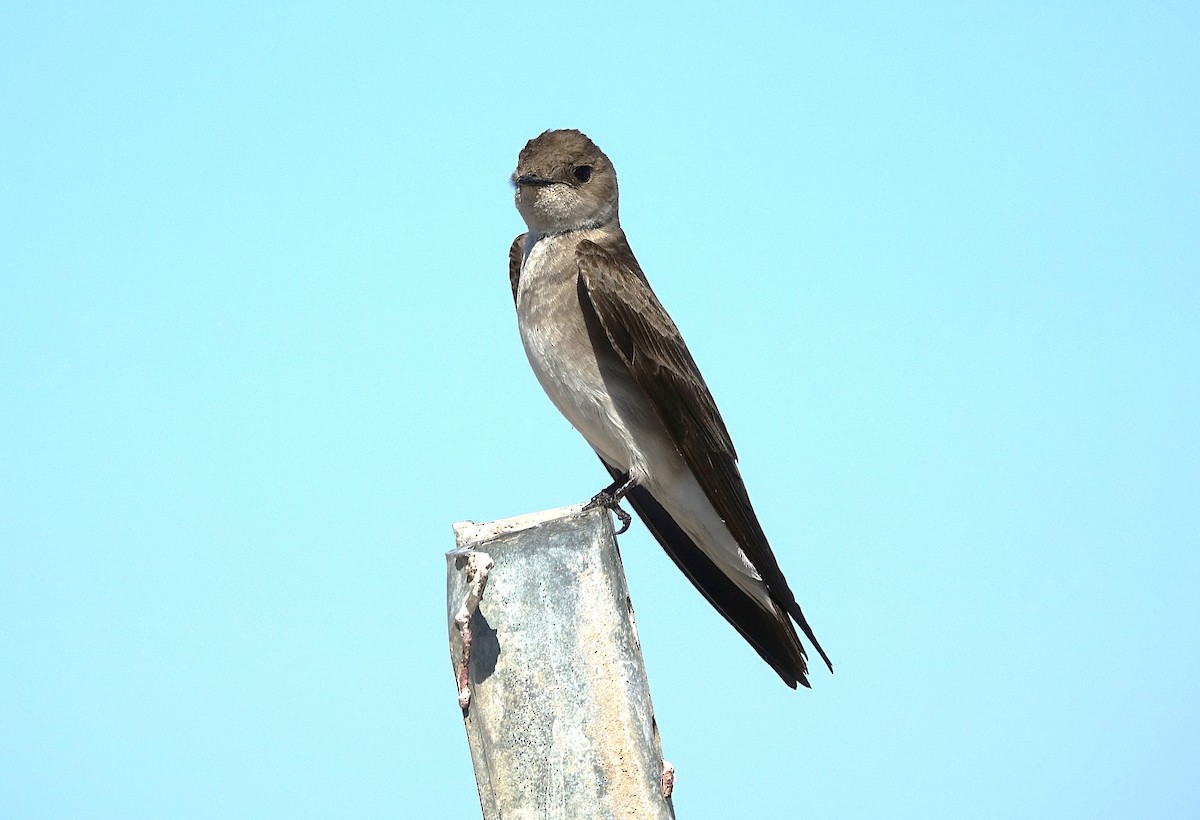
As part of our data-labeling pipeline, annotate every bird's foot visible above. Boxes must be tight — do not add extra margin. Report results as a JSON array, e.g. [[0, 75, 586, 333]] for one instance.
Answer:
[[584, 473, 638, 535], [587, 490, 632, 534]]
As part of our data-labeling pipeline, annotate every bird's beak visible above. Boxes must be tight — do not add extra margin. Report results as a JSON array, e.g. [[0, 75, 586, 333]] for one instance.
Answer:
[[513, 172, 555, 188]]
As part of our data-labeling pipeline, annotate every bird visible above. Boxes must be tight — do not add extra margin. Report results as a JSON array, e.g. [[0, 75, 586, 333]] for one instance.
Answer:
[[508, 129, 831, 688]]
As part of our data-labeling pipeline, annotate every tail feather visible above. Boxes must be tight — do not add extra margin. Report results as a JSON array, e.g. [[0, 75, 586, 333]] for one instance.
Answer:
[[788, 600, 834, 674], [602, 462, 815, 688]]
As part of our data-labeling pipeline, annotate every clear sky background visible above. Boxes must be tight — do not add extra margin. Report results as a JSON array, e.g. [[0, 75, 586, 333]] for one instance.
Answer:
[[2, 3, 1197, 818]]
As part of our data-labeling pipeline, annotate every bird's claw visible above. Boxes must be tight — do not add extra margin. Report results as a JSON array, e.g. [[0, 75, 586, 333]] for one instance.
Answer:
[[610, 502, 632, 535], [585, 490, 633, 535]]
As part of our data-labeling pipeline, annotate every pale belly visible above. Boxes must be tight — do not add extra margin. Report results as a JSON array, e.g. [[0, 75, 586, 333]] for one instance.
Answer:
[[518, 273, 649, 478]]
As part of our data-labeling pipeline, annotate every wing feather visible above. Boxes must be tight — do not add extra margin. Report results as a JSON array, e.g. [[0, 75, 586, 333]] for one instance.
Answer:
[[508, 233, 526, 301], [575, 237, 832, 673]]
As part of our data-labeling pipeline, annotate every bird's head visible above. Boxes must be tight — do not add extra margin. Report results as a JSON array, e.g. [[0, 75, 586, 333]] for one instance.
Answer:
[[512, 129, 618, 235]]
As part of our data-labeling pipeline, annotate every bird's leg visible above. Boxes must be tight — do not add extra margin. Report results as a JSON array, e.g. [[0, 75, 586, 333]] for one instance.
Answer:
[[584, 472, 638, 535], [598, 472, 638, 502]]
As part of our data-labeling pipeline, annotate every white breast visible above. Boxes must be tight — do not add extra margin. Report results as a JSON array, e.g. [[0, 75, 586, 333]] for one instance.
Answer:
[[517, 231, 644, 476]]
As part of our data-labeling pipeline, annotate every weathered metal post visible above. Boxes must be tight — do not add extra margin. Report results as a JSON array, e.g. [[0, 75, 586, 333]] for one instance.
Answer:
[[447, 504, 675, 819]]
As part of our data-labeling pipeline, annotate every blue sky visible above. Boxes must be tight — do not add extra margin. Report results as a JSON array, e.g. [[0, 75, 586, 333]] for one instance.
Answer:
[[2, 3, 1197, 818]]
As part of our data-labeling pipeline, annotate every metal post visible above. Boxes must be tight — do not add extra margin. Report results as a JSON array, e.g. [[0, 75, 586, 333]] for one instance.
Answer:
[[447, 505, 675, 819]]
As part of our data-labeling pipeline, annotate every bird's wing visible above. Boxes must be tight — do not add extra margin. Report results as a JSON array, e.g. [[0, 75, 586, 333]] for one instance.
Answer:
[[508, 233, 526, 301], [575, 237, 832, 675]]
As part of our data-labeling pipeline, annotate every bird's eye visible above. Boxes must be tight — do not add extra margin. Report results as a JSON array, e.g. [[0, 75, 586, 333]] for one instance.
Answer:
[[573, 165, 593, 183]]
